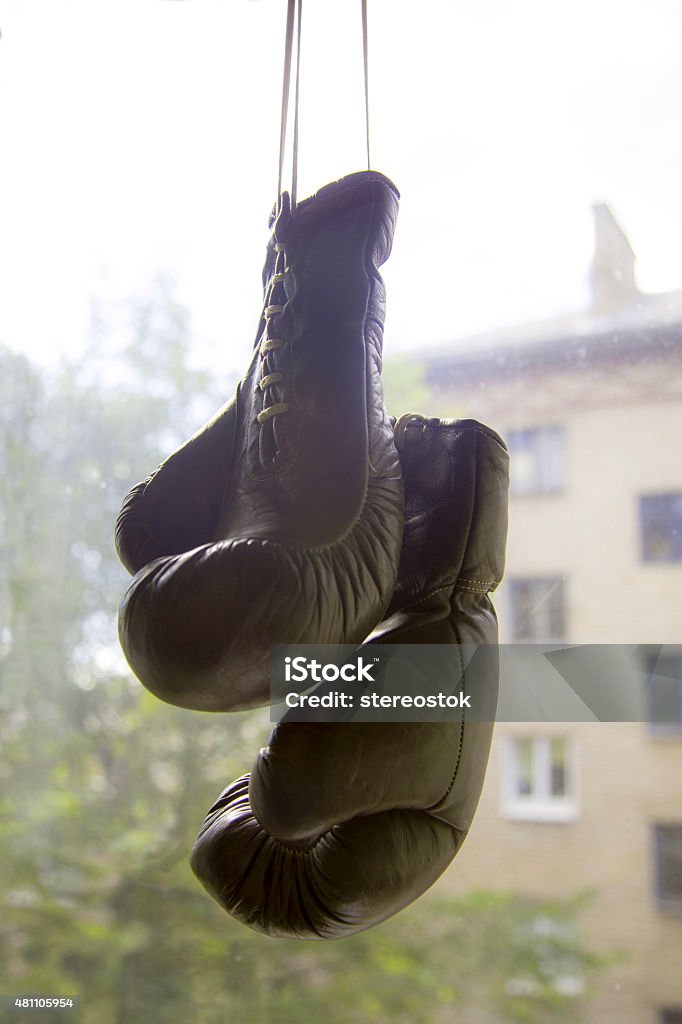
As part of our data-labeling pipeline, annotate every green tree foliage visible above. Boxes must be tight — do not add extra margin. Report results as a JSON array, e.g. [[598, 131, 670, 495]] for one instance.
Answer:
[[381, 355, 431, 420], [0, 283, 604, 1023]]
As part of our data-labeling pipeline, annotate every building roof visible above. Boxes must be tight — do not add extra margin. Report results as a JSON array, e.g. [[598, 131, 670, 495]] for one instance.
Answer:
[[423, 293, 682, 386], [419, 203, 682, 385]]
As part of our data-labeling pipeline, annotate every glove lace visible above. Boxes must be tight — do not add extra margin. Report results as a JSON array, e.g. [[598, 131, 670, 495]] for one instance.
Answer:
[[257, 241, 290, 427]]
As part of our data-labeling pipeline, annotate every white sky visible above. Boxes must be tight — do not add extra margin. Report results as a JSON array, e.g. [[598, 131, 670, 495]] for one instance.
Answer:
[[1, 0, 682, 374]]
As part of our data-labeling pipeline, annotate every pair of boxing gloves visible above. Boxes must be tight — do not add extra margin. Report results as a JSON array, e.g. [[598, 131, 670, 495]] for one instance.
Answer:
[[189, 412, 509, 939], [115, 171, 509, 939]]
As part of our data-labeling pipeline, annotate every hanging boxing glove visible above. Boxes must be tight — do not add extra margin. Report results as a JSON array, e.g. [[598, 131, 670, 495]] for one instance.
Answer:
[[190, 415, 509, 938], [114, 171, 405, 712]]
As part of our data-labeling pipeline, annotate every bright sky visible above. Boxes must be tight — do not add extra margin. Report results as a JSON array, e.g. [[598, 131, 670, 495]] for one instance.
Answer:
[[1, 0, 681, 374]]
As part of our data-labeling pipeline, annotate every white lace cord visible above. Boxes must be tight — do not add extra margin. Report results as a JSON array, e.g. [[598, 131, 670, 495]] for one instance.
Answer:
[[258, 241, 290, 426], [291, 0, 302, 208], [276, 0, 302, 213], [362, 0, 370, 170], [276, 0, 371, 212]]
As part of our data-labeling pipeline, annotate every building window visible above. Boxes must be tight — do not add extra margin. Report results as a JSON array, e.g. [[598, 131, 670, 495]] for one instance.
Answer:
[[640, 493, 682, 562], [502, 736, 579, 822], [659, 1010, 682, 1024], [645, 649, 682, 732], [509, 577, 567, 641], [508, 425, 565, 497], [654, 825, 682, 907]]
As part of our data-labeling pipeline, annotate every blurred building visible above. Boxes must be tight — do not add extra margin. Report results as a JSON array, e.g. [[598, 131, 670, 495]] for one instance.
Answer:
[[419, 205, 682, 1024]]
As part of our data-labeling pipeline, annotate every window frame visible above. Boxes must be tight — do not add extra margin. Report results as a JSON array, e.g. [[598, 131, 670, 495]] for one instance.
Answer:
[[508, 575, 568, 643], [507, 424, 567, 498], [645, 649, 682, 735], [501, 734, 580, 823], [653, 824, 682, 909], [640, 493, 682, 563], [659, 1009, 682, 1024]]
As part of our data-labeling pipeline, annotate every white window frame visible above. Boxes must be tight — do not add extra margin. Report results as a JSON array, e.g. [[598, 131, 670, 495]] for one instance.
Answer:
[[501, 735, 580, 823]]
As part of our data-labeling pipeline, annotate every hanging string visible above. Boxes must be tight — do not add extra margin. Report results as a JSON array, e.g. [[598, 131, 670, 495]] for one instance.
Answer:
[[291, 0, 303, 208], [277, 0, 299, 211], [361, 0, 370, 171], [277, 0, 371, 212]]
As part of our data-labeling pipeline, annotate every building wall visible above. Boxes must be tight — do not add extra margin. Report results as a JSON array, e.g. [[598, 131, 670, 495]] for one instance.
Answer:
[[500, 398, 682, 644], [422, 338, 682, 1023], [441, 722, 682, 1024]]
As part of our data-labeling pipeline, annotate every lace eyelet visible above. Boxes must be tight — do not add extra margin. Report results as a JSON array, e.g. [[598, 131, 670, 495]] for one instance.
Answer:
[[259, 372, 285, 391], [260, 338, 284, 357], [257, 402, 290, 425]]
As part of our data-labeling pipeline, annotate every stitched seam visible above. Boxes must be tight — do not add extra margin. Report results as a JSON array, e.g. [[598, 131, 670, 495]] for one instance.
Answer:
[[396, 575, 497, 610], [363, 185, 379, 475], [436, 622, 466, 806]]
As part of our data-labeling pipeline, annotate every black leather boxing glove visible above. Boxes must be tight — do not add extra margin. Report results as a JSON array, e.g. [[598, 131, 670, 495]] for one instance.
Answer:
[[115, 172, 404, 712], [190, 415, 509, 939]]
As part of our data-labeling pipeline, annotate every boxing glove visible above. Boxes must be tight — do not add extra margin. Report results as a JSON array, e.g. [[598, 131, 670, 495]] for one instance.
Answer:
[[190, 415, 509, 938], [115, 172, 404, 712]]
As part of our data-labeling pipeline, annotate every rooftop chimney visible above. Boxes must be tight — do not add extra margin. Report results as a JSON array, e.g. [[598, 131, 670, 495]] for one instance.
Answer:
[[589, 203, 639, 315]]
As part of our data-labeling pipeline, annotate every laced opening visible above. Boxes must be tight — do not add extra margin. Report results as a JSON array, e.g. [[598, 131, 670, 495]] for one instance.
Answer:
[[257, 240, 291, 450], [256, 0, 372, 456]]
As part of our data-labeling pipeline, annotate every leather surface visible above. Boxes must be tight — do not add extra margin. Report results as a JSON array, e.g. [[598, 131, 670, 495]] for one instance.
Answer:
[[115, 172, 405, 711], [190, 417, 510, 939]]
